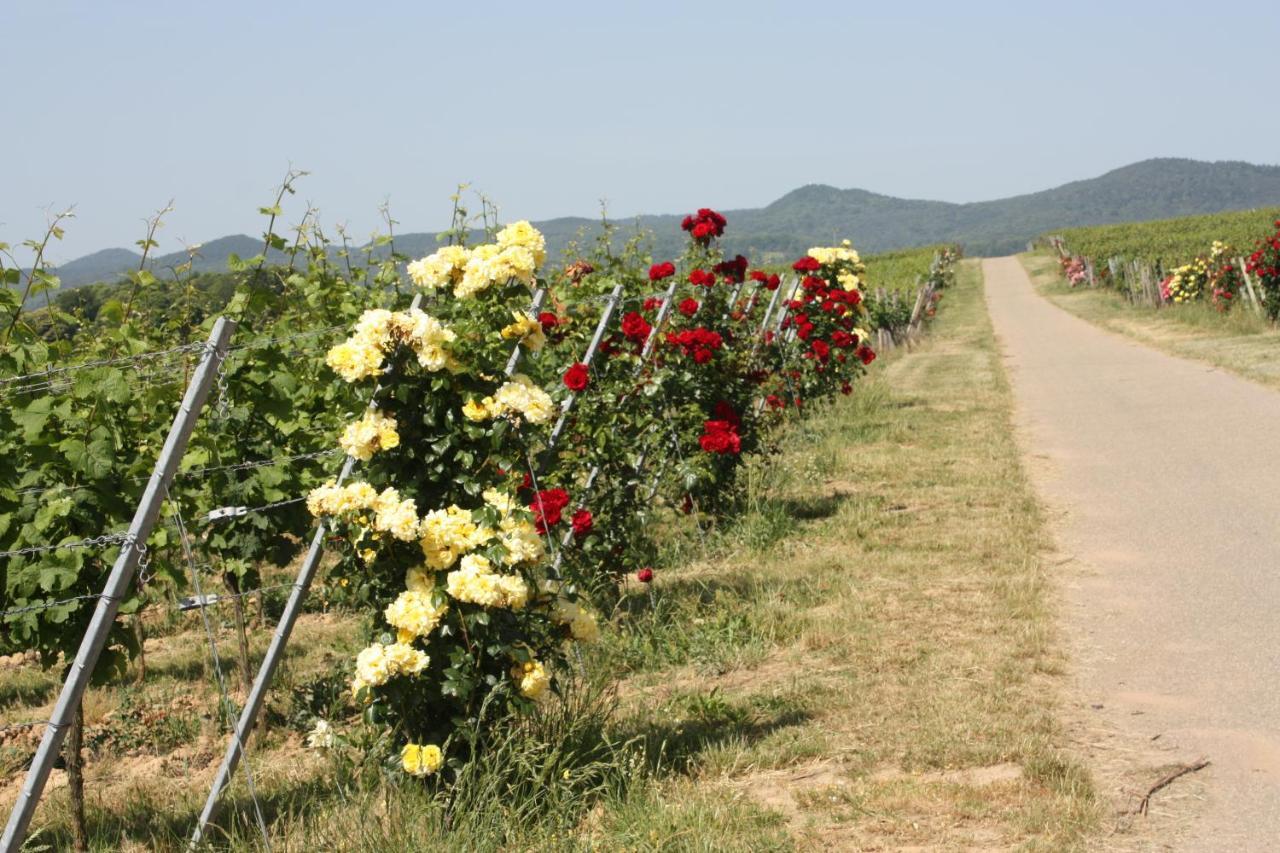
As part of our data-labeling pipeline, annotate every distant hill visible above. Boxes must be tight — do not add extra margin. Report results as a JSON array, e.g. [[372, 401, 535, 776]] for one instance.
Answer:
[[43, 158, 1280, 288]]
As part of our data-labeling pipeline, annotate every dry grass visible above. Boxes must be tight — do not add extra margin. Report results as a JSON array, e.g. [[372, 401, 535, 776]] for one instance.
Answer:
[[0, 260, 1098, 850], [1020, 251, 1280, 390]]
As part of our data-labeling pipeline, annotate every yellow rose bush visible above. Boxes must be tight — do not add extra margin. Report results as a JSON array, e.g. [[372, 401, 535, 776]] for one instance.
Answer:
[[311, 222, 602, 778]]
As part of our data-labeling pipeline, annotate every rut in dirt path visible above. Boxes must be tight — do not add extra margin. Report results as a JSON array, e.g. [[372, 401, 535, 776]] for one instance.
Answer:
[[982, 257, 1280, 852]]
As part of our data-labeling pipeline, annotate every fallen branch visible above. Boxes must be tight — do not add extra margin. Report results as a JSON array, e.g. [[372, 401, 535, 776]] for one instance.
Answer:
[[1131, 758, 1210, 815]]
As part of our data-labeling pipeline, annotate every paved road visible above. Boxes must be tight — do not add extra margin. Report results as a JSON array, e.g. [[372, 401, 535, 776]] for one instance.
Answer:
[[983, 257, 1280, 851]]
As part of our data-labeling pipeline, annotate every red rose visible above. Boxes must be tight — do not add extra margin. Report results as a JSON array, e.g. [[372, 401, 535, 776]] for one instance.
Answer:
[[563, 362, 590, 392], [749, 270, 768, 283], [681, 208, 727, 243], [643, 296, 663, 311], [620, 311, 652, 343], [713, 255, 749, 284], [689, 269, 716, 287], [699, 419, 741, 454], [636, 567, 654, 583], [766, 274, 781, 290], [538, 312, 560, 331], [792, 256, 820, 272], [856, 345, 877, 365], [530, 488, 571, 533], [693, 347, 712, 364], [712, 400, 742, 428], [649, 261, 676, 281], [811, 339, 830, 362], [571, 508, 593, 537], [765, 394, 784, 410], [678, 297, 700, 317], [841, 382, 853, 395]]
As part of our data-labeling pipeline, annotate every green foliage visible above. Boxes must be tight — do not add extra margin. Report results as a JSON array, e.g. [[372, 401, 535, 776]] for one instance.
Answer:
[[1048, 206, 1280, 265]]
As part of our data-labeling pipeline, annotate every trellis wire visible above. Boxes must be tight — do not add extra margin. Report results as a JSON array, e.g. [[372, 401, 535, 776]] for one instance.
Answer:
[[167, 484, 272, 849], [191, 292, 425, 844], [2, 316, 236, 853], [0, 340, 209, 392]]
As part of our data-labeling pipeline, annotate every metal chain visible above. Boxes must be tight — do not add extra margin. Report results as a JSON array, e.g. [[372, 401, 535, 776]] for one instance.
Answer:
[[0, 594, 102, 619], [0, 532, 131, 560]]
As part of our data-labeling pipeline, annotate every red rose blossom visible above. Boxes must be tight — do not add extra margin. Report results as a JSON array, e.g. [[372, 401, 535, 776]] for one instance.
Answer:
[[571, 508, 593, 537], [792, 256, 820, 272], [563, 362, 590, 392], [649, 261, 676, 281], [689, 269, 716, 287], [636, 567, 654, 583], [856, 345, 877, 365], [713, 255, 749, 284], [530, 488, 571, 533], [620, 311, 652, 344], [538, 312, 560, 331], [678, 297, 700, 317], [681, 208, 727, 243], [699, 419, 742, 455]]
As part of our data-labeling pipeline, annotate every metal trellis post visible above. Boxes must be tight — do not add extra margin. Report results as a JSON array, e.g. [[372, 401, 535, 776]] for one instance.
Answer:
[[546, 282, 624, 452], [1, 316, 236, 853], [190, 294, 424, 845]]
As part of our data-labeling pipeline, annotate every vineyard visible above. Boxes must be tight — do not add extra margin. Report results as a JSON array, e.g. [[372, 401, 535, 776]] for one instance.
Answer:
[[1042, 208, 1280, 318], [0, 183, 959, 850]]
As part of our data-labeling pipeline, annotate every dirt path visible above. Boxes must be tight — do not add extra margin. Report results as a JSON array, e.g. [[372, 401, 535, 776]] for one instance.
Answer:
[[982, 257, 1280, 851]]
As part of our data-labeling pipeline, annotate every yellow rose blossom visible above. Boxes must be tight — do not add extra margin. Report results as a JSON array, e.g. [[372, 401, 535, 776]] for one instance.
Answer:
[[500, 310, 546, 352], [307, 480, 380, 518], [496, 220, 547, 267], [339, 409, 400, 461], [491, 374, 555, 424], [384, 589, 449, 639], [401, 743, 443, 777], [372, 488, 420, 542], [405, 566, 434, 593], [325, 338, 384, 383], [512, 659, 550, 702], [462, 397, 492, 422], [407, 245, 470, 291], [446, 554, 529, 609], [552, 597, 600, 643]]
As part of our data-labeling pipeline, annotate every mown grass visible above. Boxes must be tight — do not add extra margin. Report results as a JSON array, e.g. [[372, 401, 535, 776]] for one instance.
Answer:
[[2, 260, 1097, 850], [1020, 251, 1280, 391]]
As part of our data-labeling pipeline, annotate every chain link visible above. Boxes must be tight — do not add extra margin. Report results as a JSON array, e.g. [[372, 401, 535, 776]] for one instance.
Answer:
[[0, 532, 131, 560]]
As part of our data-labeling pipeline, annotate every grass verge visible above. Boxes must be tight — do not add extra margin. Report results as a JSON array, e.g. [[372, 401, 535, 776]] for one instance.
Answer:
[[1019, 251, 1280, 391], [1, 260, 1096, 850]]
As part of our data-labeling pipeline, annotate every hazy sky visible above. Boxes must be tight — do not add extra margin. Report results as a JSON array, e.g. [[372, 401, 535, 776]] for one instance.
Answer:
[[3, 0, 1278, 263]]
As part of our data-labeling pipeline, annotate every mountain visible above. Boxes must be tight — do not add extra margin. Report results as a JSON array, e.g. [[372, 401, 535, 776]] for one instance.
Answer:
[[44, 158, 1280, 288]]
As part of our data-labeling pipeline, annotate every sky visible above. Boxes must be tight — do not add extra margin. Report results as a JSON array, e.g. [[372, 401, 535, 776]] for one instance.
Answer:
[[3, 0, 1278, 264]]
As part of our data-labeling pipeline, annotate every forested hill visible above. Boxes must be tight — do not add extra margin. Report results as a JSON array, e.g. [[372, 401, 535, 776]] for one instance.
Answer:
[[43, 158, 1280, 288]]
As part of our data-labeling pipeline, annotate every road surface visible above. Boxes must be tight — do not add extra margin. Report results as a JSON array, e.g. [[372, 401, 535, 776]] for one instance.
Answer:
[[983, 257, 1280, 851]]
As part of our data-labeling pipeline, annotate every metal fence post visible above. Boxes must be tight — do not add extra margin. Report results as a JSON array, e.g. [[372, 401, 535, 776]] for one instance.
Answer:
[[1, 317, 236, 853], [505, 288, 547, 376], [546, 282, 624, 452], [190, 294, 426, 845]]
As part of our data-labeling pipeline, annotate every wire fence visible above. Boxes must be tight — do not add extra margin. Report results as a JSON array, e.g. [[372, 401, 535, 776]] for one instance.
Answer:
[[0, 268, 902, 848]]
